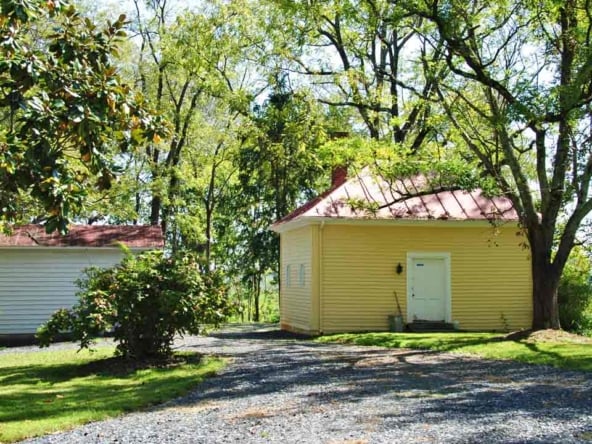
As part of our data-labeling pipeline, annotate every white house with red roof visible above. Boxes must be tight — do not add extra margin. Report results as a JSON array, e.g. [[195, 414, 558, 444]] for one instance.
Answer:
[[0, 225, 163, 341], [271, 169, 532, 335]]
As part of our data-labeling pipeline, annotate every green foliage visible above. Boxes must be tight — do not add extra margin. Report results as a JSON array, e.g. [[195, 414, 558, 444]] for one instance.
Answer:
[[321, 135, 499, 196], [0, 347, 224, 442], [37, 249, 232, 359], [558, 248, 592, 335], [0, 0, 168, 232], [219, 84, 330, 321], [124, 0, 259, 236], [229, 288, 280, 323], [265, 0, 441, 144], [412, 0, 592, 328]]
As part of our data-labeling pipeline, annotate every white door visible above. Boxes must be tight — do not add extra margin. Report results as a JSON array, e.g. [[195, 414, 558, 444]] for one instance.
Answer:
[[408, 256, 448, 321]]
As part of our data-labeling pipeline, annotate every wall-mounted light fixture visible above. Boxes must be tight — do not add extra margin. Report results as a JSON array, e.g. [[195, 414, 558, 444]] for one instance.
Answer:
[[396, 263, 403, 275]]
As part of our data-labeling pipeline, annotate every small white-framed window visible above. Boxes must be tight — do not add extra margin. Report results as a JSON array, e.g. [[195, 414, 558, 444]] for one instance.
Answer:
[[285, 264, 292, 288], [298, 264, 306, 287]]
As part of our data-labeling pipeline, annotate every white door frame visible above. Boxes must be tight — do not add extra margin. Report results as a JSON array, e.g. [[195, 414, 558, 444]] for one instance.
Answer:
[[406, 252, 452, 322]]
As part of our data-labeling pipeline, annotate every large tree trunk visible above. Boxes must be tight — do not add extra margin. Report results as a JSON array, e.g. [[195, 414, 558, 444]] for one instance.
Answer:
[[150, 195, 161, 226], [530, 234, 561, 330], [531, 267, 561, 330], [252, 274, 261, 323]]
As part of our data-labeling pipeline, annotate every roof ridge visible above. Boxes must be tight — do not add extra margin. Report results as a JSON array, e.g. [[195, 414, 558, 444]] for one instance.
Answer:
[[0, 224, 164, 248]]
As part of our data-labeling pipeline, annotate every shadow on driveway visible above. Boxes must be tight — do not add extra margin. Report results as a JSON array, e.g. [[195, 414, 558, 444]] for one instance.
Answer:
[[208, 323, 311, 341], [177, 324, 592, 431]]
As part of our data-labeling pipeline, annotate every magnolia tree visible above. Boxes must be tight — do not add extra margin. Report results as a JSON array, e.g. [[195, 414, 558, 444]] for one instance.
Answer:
[[0, 0, 168, 232]]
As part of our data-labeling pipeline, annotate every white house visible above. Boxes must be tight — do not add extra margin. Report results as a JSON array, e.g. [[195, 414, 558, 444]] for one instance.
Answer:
[[0, 225, 163, 342]]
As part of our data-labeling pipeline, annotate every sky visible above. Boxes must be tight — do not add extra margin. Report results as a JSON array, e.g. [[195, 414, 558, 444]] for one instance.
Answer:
[[80, 0, 201, 20]]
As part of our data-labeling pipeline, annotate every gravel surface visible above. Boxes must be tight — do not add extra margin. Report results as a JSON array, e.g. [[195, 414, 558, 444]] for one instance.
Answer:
[[15, 325, 592, 444]]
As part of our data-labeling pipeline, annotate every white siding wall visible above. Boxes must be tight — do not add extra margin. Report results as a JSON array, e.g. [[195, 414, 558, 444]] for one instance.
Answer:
[[0, 248, 124, 334]]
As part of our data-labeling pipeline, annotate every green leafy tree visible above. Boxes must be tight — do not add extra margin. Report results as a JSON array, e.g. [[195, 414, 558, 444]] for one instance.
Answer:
[[265, 0, 446, 146], [0, 0, 167, 232], [172, 102, 247, 263], [413, 0, 592, 329], [130, 0, 256, 240], [559, 247, 592, 335], [220, 84, 329, 321], [37, 249, 232, 360]]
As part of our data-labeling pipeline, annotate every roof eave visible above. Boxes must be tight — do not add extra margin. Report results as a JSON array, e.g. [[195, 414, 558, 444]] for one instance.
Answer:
[[271, 216, 520, 233], [0, 245, 161, 250], [270, 218, 315, 234]]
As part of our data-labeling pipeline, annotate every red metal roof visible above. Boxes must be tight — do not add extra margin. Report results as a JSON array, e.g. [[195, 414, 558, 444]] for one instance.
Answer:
[[0, 225, 164, 248], [273, 170, 518, 229]]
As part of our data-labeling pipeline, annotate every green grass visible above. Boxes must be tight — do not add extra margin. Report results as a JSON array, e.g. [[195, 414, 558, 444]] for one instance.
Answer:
[[317, 332, 592, 372], [0, 347, 225, 443]]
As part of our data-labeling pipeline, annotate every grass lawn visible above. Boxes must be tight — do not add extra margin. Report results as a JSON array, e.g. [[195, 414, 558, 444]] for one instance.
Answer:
[[0, 347, 225, 443], [316, 330, 592, 372]]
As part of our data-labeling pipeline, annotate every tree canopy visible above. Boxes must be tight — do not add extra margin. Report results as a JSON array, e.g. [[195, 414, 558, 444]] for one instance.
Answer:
[[5, 0, 592, 330], [410, 0, 592, 328], [0, 0, 167, 232]]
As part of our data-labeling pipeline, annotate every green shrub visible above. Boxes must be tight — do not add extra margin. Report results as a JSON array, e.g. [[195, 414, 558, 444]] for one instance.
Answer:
[[37, 249, 233, 359], [558, 247, 592, 335]]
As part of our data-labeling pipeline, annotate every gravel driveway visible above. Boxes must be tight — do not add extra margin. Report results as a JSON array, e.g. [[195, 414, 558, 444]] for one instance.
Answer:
[[20, 325, 592, 444]]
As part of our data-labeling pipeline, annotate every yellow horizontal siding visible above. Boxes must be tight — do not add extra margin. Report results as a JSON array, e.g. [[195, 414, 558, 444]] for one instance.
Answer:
[[280, 226, 313, 332], [320, 224, 531, 333]]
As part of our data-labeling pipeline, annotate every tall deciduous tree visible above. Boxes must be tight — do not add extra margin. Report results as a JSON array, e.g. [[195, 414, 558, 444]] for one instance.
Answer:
[[130, 0, 258, 248], [414, 0, 592, 329], [266, 0, 446, 147], [220, 83, 329, 321], [0, 0, 167, 232]]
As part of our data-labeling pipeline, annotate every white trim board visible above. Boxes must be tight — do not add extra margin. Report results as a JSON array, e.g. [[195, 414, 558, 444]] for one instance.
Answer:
[[270, 216, 518, 234]]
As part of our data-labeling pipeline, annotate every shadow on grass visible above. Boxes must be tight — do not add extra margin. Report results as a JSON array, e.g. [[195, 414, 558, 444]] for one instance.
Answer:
[[0, 352, 222, 442], [323, 332, 505, 351], [0, 362, 89, 385], [518, 340, 592, 370], [0, 353, 204, 385], [318, 332, 592, 371]]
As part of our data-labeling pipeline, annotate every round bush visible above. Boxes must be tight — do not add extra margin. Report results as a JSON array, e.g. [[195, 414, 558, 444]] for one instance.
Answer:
[[37, 249, 232, 359]]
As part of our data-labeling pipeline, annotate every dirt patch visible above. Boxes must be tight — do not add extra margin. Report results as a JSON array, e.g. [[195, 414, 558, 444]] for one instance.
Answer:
[[226, 402, 298, 422], [353, 355, 400, 368], [75, 352, 203, 376], [504, 329, 592, 344], [231, 407, 277, 420]]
